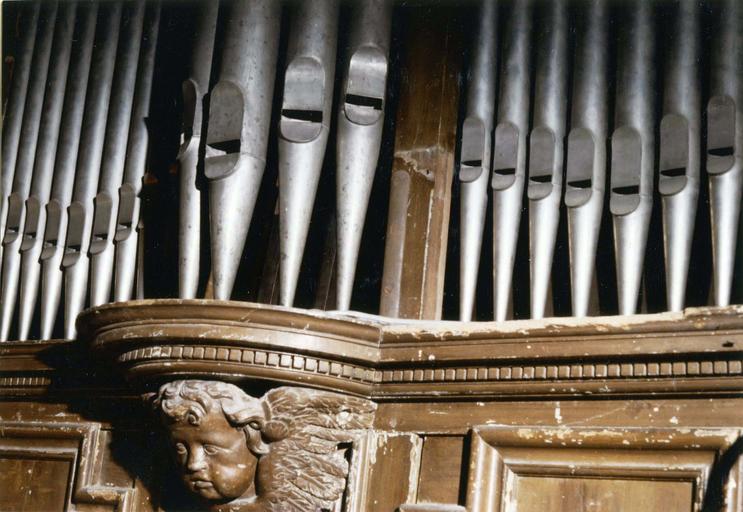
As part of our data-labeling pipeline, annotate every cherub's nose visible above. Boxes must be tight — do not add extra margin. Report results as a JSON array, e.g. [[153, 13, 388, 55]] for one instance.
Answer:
[[186, 446, 207, 472]]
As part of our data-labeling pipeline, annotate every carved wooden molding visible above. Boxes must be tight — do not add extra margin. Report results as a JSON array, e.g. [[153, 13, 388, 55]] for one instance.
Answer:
[[0, 421, 138, 511], [465, 425, 743, 512], [71, 300, 743, 399]]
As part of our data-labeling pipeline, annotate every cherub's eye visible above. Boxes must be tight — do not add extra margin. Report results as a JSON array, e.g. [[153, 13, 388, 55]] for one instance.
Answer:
[[175, 443, 187, 454], [203, 444, 219, 455]]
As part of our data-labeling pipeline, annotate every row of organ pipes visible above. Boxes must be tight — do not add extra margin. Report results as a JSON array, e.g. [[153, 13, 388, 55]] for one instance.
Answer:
[[0, 0, 741, 341]]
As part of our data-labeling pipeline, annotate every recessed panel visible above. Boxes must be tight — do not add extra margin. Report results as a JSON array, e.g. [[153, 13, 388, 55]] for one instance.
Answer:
[[511, 476, 693, 512]]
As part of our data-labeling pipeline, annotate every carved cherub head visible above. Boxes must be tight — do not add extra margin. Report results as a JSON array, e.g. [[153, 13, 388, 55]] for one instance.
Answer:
[[150, 380, 269, 503], [150, 379, 377, 511]]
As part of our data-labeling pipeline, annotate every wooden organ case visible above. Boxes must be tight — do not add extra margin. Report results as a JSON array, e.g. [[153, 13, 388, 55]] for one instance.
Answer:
[[1, 0, 742, 511]]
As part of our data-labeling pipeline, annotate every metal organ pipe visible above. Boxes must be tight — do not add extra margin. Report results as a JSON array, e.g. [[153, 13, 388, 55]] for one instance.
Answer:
[[458, 0, 498, 322], [88, 1, 146, 307], [659, 0, 700, 312], [278, 0, 339, 306], [113, 2, 161, 302], [0, 2, 58, 341], [1, 3, 40, 277], [177, 1, 218, 300], [706, 0, 742, 307], [204, 0, 281, 301], [62, 2, 122, 339], [527, 0, 568, 319], [16, 3, 77, 340], [335, 0, 391, 312], [38, 3, 99, 340], [491, 0, 532, 321], [609, 0, 655, 315], [564, 0, 608, 317]]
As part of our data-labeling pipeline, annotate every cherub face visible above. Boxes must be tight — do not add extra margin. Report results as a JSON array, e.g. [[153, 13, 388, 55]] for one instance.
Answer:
[[169, 409, 258, 502]]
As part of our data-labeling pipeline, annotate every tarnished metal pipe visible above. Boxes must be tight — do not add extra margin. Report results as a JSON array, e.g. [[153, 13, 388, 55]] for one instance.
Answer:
[[458, 0, 497, 321], [0, 2, 58, 341], [491, 0, 531, 321], [205, 0, 281, 300], [16, 3, 77, 340], [610, 0, 655, 315], [39, 3, 98, 340], [564, 0, 608, 317], [177, 1, 218, 300], [1, 2, 40, 276], [113, 3, 161, 302], [527, 0, 568, 319], [62, 2, 122, 339], [88, 1, 145, 307], [278, 0, 339, 306], [335, 0, 391, 311], [706, 0, 742, 307], [660, 0, 700, 312]]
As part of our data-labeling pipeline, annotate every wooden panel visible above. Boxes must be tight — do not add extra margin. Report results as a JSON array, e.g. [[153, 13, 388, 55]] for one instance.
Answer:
[[359, 433, 422, 512], [0, 457, 72, 511], [466, 425, 741, 512], [417, 435, 465, 505], [379, 6, 463, 320], [514, 476, 693, 512]]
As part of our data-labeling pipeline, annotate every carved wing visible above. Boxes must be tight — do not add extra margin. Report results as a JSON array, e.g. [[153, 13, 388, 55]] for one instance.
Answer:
[[256, 387, 376, 511]]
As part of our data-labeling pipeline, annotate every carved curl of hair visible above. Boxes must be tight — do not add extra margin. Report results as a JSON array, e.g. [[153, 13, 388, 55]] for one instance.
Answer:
[[151, 380, 269, 456]]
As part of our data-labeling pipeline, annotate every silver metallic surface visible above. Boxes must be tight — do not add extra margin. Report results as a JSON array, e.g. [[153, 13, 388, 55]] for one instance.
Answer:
[[458, 0, 497, 321], [491, 0, 531, 321], [564, 0, 608, 317], [1, 2, 40, 277], [62, 2, 122, 339], [113, 3, 161, 302], [177, 0, 218, 299], [39, 3, 98, 340], [610, 0, 655, 315], [0, 2, 58, 341], [278, 0, 338, 306], [88, 0, 145, 307], [16, 2, 76, 340], [335, 0, 391, 311], [205, 0, 281, 300], [706, 0, 742, 307], [527, 0, 567, 319], [659, 0, 700, 312]]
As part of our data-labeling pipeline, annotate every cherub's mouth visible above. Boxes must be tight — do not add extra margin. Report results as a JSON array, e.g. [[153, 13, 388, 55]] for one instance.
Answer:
[[188, 477, 214, 490]]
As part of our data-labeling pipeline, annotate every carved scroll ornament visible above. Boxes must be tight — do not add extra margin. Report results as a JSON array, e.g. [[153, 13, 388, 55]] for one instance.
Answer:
[[147, 380, 376, 511]]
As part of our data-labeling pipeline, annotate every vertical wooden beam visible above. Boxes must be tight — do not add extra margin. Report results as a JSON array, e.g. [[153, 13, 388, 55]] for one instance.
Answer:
[[380, 7, 463, 319]]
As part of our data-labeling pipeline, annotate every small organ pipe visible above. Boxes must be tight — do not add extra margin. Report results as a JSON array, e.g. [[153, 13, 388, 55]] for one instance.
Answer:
[[335, 0, 391, 311], [278, 0, 339, 306], [458, 0, 497, 321]]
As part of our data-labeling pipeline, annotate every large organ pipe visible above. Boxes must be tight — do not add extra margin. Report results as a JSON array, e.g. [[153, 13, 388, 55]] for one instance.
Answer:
[[39, 4, 98, 340], [205, 0, 281, 300], [177, 1, 218, 299], [16, 3, 77, 340], [62, 3, 122, 339], [659, 0, 700, 312], [564, 0, 608, 317], [335, 0, 391, 311], [609, 0, 655, 315], [491, 0, 531, 321], [278, 0, 339, 306], [88, 1, 145, 307], [0, 2, 58, 341], [707, 0, 742, 307], [527, 0, 567, 319], [113, 3, 161, 302], [458, 0, 497, 321], [1, 3, 40, 277]]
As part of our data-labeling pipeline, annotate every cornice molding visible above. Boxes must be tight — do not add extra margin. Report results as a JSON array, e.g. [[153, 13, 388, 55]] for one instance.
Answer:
[[5, 301, 743, 399]]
